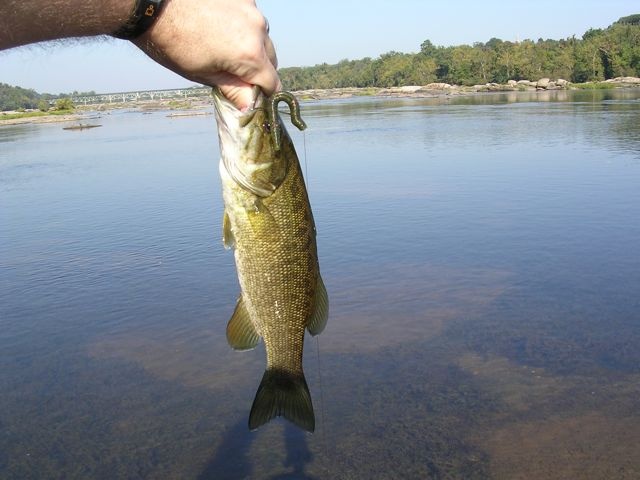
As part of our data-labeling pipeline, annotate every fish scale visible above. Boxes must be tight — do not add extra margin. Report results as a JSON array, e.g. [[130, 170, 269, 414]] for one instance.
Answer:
[[213, 88, 328, 432]]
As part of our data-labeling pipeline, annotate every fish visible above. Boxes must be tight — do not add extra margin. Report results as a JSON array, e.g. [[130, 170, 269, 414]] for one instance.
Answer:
[[212, 87, 329, 432]]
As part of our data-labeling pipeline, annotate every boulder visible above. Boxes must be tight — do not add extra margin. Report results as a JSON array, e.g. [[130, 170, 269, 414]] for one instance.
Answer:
[[536, 78, 551, 89], [556, 78, 569, 87]]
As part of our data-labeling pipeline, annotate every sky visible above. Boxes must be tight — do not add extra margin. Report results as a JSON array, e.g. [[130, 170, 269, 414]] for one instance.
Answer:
[[0, 0, 636, 94]]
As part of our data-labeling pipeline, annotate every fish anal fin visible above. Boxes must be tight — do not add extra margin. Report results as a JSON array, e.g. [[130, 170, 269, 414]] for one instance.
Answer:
[[223, 209, 235, 249], [226, 297, 259, 350], [307, 275, 329, 336], [249, 368, 315, 432]]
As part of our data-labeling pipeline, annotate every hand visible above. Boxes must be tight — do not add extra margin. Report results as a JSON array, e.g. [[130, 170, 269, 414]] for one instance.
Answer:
[[135, 0, 281, 110]]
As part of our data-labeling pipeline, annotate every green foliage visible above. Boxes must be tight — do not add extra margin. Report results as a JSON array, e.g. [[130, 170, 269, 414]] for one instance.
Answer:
[[54, 98, 75, 111], [573, 82, 617, 89], [0, 83, 41, 111], [0, 85, 84, 112], [37, 100, 51, 112], [279, 14, 640, 90], [616, 14, 640, 26], [0, 110, 47, 120]]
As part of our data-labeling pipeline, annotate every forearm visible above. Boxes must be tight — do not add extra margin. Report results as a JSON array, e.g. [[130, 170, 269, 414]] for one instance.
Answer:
[[0, 0, 281, 110], [0, 0, 134, 50]]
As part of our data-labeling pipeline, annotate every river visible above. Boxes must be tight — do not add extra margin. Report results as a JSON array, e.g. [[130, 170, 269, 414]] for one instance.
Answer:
[[2, 89, 640, 479]]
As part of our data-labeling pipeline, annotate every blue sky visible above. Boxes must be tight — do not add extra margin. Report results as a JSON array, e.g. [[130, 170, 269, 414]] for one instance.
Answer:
[[0, 0, 635, 94]]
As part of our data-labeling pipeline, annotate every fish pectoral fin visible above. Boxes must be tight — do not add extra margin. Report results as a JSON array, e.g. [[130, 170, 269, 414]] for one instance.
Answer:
[[249, 368, 315, 432], [226, 297, 259, 350], [307, 274, 329, 336], [222, 209, 235, 249], [247, 200, 281, 242]]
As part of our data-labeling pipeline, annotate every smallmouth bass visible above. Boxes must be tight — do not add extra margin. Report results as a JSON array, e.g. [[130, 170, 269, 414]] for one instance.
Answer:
[[213, 87, 328, 432]]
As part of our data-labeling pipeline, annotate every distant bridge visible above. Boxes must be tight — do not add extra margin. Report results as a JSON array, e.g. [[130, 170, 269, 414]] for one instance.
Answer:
[[71, 87, 211, 105]]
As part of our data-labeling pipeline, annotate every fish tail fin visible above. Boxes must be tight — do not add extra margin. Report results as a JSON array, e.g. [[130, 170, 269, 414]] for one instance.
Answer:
[[249, 368, 315, 432]]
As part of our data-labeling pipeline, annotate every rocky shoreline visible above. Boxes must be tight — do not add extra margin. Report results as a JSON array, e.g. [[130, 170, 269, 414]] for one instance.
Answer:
[[2, 77, 639, 126], [292, 76, 640, 100], [0, 112, 88, 126]]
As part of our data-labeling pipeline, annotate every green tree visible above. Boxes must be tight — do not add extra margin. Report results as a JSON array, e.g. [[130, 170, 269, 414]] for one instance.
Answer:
[[54, 98, 75, 111], [616, 14, 640, 26], [409, 54, 437, 84], [277, 15, 639, 89], [0, 83, 40, 111], [37, 99, 50, 112], [373, 51, 415, 87]]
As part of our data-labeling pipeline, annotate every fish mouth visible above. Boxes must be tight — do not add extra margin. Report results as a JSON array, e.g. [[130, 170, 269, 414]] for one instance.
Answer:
[[212, 87, 267, 155], [213, 87, 276, 198], [212, 86, 264, 124]]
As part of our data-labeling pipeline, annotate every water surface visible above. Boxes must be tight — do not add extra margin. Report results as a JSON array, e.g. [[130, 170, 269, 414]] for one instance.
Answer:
[[2, 89, 640, 479]]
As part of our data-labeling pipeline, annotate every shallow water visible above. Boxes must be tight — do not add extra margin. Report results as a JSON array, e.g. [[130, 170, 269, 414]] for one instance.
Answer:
[[2, 89, 640, 479]]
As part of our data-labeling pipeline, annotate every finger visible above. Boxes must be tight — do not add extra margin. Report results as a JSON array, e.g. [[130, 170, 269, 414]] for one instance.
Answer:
[[265, 35, 277, 69], [218, 78, 255, 111], [245, 49, 281, 97]]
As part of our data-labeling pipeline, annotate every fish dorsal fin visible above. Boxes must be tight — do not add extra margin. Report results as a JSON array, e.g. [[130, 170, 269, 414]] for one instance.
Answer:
[[226, 297, 260, 350], [222, 209, 235, 249], [307, 275, 329, 336]]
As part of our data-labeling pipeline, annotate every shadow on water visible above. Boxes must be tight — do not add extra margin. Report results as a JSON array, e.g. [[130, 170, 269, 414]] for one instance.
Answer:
[[198, 421, 318, 480], [198, 420, 251, 480], [267, 425, 319, 480]]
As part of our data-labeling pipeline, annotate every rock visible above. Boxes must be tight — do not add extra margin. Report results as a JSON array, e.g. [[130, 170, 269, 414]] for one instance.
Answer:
[[507, 80, 518, 87], [487, 82, 510, 91], [421, 83, 452, 90], [395, 85, 424, 93], [604, 76, 640, 84], [536, 78, 551, 89], [556, 78, 569, 87]]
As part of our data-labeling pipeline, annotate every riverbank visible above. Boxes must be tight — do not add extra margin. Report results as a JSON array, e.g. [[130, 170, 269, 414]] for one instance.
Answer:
[[292, 76, 640, 100], [0, 111, 84, 126], [2, 77, 639, 126]]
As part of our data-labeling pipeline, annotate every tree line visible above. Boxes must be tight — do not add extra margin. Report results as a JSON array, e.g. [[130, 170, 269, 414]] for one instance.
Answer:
[[279, 14, 640, 90], [2, 14, 638, 111], [0, 84, 95, 112]]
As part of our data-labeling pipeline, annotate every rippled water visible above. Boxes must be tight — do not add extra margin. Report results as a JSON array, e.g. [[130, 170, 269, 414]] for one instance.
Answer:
[[2, 89, 640, 479]]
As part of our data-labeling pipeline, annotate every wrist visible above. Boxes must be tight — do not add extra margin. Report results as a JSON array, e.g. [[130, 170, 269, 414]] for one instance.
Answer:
[[112, 0, 166, 40]]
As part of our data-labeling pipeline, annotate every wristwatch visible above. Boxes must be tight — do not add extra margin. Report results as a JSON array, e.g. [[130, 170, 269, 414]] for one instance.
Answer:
[[112, 0, 165, 40]]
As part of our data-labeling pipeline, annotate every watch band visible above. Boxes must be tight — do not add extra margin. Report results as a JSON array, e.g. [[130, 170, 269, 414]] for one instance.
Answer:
[[112, 0, 165, 40]]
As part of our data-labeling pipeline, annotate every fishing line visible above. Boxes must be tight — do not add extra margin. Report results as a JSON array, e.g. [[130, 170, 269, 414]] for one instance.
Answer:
[[303, 130, 309, 185], [302, 126, 330, 469]]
